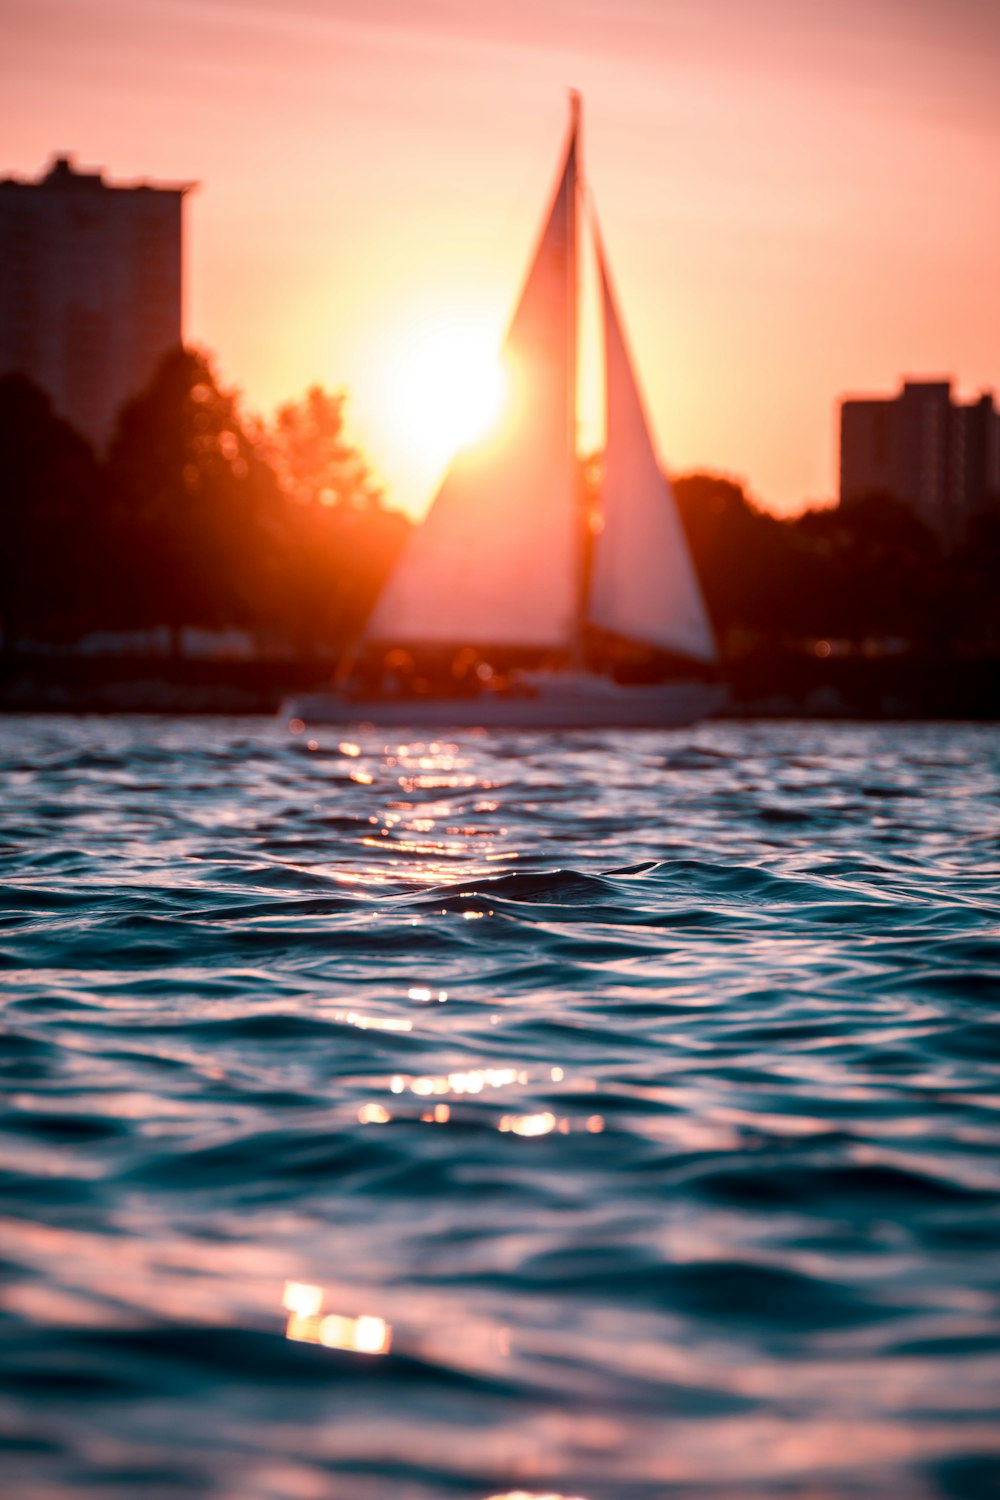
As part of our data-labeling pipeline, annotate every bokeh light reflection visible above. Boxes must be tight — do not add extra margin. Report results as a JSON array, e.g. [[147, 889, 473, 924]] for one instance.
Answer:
[[281, 1282, 391, 1355]]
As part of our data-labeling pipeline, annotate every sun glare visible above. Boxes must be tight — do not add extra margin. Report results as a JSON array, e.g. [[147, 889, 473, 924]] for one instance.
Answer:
[[386, 320, 506, 470]]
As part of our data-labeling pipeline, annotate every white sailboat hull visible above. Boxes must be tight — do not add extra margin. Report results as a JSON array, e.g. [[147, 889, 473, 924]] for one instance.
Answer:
[[285, 676, 726, 730]]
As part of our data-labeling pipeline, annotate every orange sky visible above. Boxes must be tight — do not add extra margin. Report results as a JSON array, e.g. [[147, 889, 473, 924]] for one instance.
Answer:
[[4, 0, 1000, 517]]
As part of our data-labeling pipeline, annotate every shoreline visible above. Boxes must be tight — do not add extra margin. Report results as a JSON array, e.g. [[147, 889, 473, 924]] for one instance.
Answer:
[[1, 653, 997, 721]]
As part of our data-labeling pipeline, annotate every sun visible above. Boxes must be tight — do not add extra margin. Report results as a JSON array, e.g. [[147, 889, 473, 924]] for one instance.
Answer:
[[385, 318, 507, 471]]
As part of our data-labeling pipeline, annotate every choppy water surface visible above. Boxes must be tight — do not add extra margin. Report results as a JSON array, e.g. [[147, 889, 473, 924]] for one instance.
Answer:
[[2, 715, 999, 1500]]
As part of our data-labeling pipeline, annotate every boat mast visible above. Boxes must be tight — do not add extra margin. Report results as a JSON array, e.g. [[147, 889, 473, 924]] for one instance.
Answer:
[[567, 89, 585, 669]]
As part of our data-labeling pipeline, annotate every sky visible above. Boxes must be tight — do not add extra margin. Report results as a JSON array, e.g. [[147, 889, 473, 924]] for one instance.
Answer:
[[4, 0, 1000, 517]]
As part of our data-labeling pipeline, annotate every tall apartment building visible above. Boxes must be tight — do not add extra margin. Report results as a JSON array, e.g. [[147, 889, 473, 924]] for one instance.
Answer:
[[839, 379, 1000, 546], [0, 154, 193, 447]]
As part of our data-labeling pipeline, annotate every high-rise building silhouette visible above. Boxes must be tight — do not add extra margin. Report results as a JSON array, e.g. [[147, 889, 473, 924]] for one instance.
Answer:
[[839, 379, 1000, 545], [0, 154, 193, 446]]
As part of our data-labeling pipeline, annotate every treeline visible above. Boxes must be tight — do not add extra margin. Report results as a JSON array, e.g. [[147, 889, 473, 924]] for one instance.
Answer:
[[2, 350, 998, 665], [672, 473, 1000, 658], [0, 349, 409, 657]]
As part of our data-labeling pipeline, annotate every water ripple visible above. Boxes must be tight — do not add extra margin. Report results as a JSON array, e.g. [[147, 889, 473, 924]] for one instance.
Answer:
[[1, 715, 999, 1499]]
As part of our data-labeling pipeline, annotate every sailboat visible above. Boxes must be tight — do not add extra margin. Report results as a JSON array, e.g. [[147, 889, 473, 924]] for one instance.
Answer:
[[290, 97, 724, 729]]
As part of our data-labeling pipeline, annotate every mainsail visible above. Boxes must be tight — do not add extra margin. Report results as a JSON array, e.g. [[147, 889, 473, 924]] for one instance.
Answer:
[[364, 113, 581, 651], [586, 230, 717, 662]]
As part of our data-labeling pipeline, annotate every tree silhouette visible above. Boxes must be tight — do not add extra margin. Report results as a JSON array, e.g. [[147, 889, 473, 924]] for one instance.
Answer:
[[673, 474, 961, 652], [934, 503, 999, 650], [260, 385, 406, 655], [265, 385, 381, 511], [0, 373, 98, 654], [103, 347, 285, 651], [673, 473, 804, 643], [795, 493, 945, 644]]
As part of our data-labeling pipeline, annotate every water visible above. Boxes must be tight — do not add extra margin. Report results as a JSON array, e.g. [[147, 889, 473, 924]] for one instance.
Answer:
[[2, 715, 999, 1500]]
